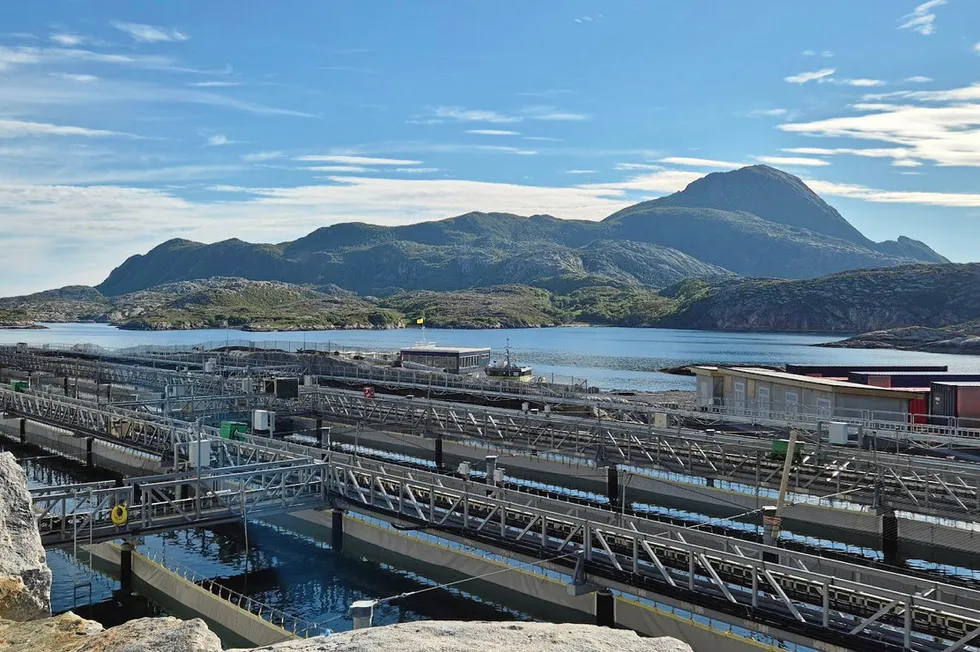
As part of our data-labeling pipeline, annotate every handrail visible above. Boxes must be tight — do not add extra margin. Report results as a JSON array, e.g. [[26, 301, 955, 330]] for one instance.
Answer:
[[141, 548, 327, 638]]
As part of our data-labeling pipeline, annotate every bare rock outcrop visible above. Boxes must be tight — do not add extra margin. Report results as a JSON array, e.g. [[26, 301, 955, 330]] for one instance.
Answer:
[[0, 452, 51, 621], [239, 621, 694, 652], [0, 613, 220, 652]]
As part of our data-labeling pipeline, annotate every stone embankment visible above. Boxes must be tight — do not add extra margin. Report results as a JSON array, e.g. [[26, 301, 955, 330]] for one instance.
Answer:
[[0, 451, 694, 652]]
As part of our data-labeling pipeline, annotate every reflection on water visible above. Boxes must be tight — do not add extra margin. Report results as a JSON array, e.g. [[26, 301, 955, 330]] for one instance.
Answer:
[[5, 323, 980, 391]]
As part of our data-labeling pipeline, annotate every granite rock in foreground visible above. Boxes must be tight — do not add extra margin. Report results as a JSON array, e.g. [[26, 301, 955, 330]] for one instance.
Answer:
[[0, 452, 51, 621]]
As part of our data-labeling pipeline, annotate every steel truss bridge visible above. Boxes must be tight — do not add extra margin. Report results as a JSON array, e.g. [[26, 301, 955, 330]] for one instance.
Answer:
[[7, 377, 980, 524], [32, 445, 980, 652]]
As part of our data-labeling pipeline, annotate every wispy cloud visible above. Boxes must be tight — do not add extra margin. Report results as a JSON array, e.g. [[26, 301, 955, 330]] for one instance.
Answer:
[[565, 169, 595, 174], [425, 106, 521, 124], [975, 43, 980, 54], [49, 72, 98, 82], [111, 21, 189, 43], [903, 76, 933, 83], [899, 0, 945, 35], [523, 136, 562, 142], [466, 129, 521, 136], [802, 50, 834, 57], [476, 145, 537, 155], [807, 178, 980, 207], [845, 78, 885, 87], [780, 87, 980, 166], [296, 155, 422, 165], [0, 44, 197, 73], [49, 33, 85, 47], [658, 156, 745, 168], [0, 118, 134, 139], [615, 163, 664, 171], [755, 155, 830, 167], [206, 134, 234, 146], [305, 165, 371, 173], [242, 151, 284, 162], [522, 106, 589, 121], [394, 167, 439, 173], [785, 68, 835, 84], [783, 146, 919, 165], [749, 108, 790, 118], [573, 15, 601, 23], [190, 81, 241, 88]]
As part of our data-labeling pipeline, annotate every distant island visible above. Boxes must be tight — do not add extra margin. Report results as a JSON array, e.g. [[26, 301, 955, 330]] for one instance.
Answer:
[[2, 164, 974, 354]]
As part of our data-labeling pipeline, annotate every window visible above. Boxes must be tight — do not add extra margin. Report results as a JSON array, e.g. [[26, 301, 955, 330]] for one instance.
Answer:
[[816, 397, 832, 418], [757, 386, 770, 417], [733, 380, 746, 412], [785, 391, 799, 417]]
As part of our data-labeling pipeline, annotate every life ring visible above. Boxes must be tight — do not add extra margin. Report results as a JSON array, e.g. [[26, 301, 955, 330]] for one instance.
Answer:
[[110, 504, 128, 527]]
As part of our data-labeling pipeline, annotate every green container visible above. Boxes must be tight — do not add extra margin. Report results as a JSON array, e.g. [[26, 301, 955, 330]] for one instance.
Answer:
[[220, 421, 248, 441], [771, 439, 804, 461], [10, 380, 28, 393]]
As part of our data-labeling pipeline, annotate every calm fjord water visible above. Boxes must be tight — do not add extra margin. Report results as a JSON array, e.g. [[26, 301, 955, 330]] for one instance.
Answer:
[[5, 323, 980, 391]]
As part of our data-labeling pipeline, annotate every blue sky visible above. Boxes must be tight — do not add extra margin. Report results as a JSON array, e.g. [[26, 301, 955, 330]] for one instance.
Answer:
[[1, 0, 979, 295]]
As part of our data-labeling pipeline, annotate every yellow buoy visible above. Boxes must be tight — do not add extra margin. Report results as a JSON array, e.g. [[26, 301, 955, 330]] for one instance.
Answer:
[[110, 504, 128, 527]]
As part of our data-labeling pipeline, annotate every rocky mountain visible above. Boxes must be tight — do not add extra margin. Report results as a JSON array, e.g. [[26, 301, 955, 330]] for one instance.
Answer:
[[660, 263, 980, 332], [96, 166, 945, 297]]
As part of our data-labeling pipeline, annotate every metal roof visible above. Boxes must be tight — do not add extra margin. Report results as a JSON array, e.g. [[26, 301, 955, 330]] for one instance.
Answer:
[[721, 367, 929, 397], [400, 345, 491, 354]]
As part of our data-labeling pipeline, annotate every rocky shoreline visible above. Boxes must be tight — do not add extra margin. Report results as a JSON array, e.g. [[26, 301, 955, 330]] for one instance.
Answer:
[[819, 322, 980, 355], [0, 451, 692, 652]]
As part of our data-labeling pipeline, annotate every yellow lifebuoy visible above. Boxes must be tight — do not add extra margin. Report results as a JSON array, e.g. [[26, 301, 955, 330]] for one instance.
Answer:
[[110, 504, 128, 527]]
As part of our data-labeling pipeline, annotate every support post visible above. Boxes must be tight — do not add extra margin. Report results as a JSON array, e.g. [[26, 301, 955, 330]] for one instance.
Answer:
[[595, 589, 615, 628], [63, 376, 69, 397], [435, 436, 444, 470], [606, 465, 619, 508], [485, 455, 497, 496], [351, 600, 376, 629], [120, 541, 133, 595], [19, 418, 26, 445], [761, 506, 780, 564], [762, 428, 798, 563], [331, 508, 344, 552], [85, 437, 94, 469], [881, 509, 900, 565]]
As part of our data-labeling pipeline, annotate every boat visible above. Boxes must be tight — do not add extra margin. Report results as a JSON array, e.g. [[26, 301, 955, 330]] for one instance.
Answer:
[[485, 339, 533, 380]]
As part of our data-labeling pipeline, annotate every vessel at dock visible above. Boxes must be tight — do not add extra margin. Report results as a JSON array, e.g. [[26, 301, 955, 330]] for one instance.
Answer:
[[485, 339, 533, 380]]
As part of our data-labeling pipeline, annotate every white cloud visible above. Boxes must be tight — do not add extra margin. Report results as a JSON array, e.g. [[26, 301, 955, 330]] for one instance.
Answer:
[[582, 169, 706, 194], [802, 50, 816, 56], [779, 91, 980, 166], [111, 21, 189, 43], [295, 155, 422, 165], [49, 34, 84, 46], [0, 118, 132, 139], [394, 168, 439, 173], [845, 79, 886, 87], [782, 146, 918, 164], [657, 156, 745, 168], [206, 134, 232, 146], [429, 106, 522, 124], [565, 169, 595, 174], [305, 165, 371, 173], [749, 108, 789, 117], [785, 68, 835, 84], [904, 76, 933, 83], [476, 145, 537, 155], [523, 136, 562, 142], [755, 156, 830, 167], [466, 129, 521, 136], [975, 43, 980, 54], [615, 163, 664, 171], [892, 159, 923, 167], [899, 0, 945, 35], [807, 179, 980, 207], [49, 72, 98, 82], [522, 106, 589, 121], [241, 151, 284, 162]]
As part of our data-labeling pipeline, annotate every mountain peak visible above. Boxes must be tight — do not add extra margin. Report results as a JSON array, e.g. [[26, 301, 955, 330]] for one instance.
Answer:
[[654, 164, 871, 246]]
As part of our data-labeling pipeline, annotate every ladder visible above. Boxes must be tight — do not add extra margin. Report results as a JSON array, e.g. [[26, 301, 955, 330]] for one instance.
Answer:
[[71, 489, 94, 609]]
